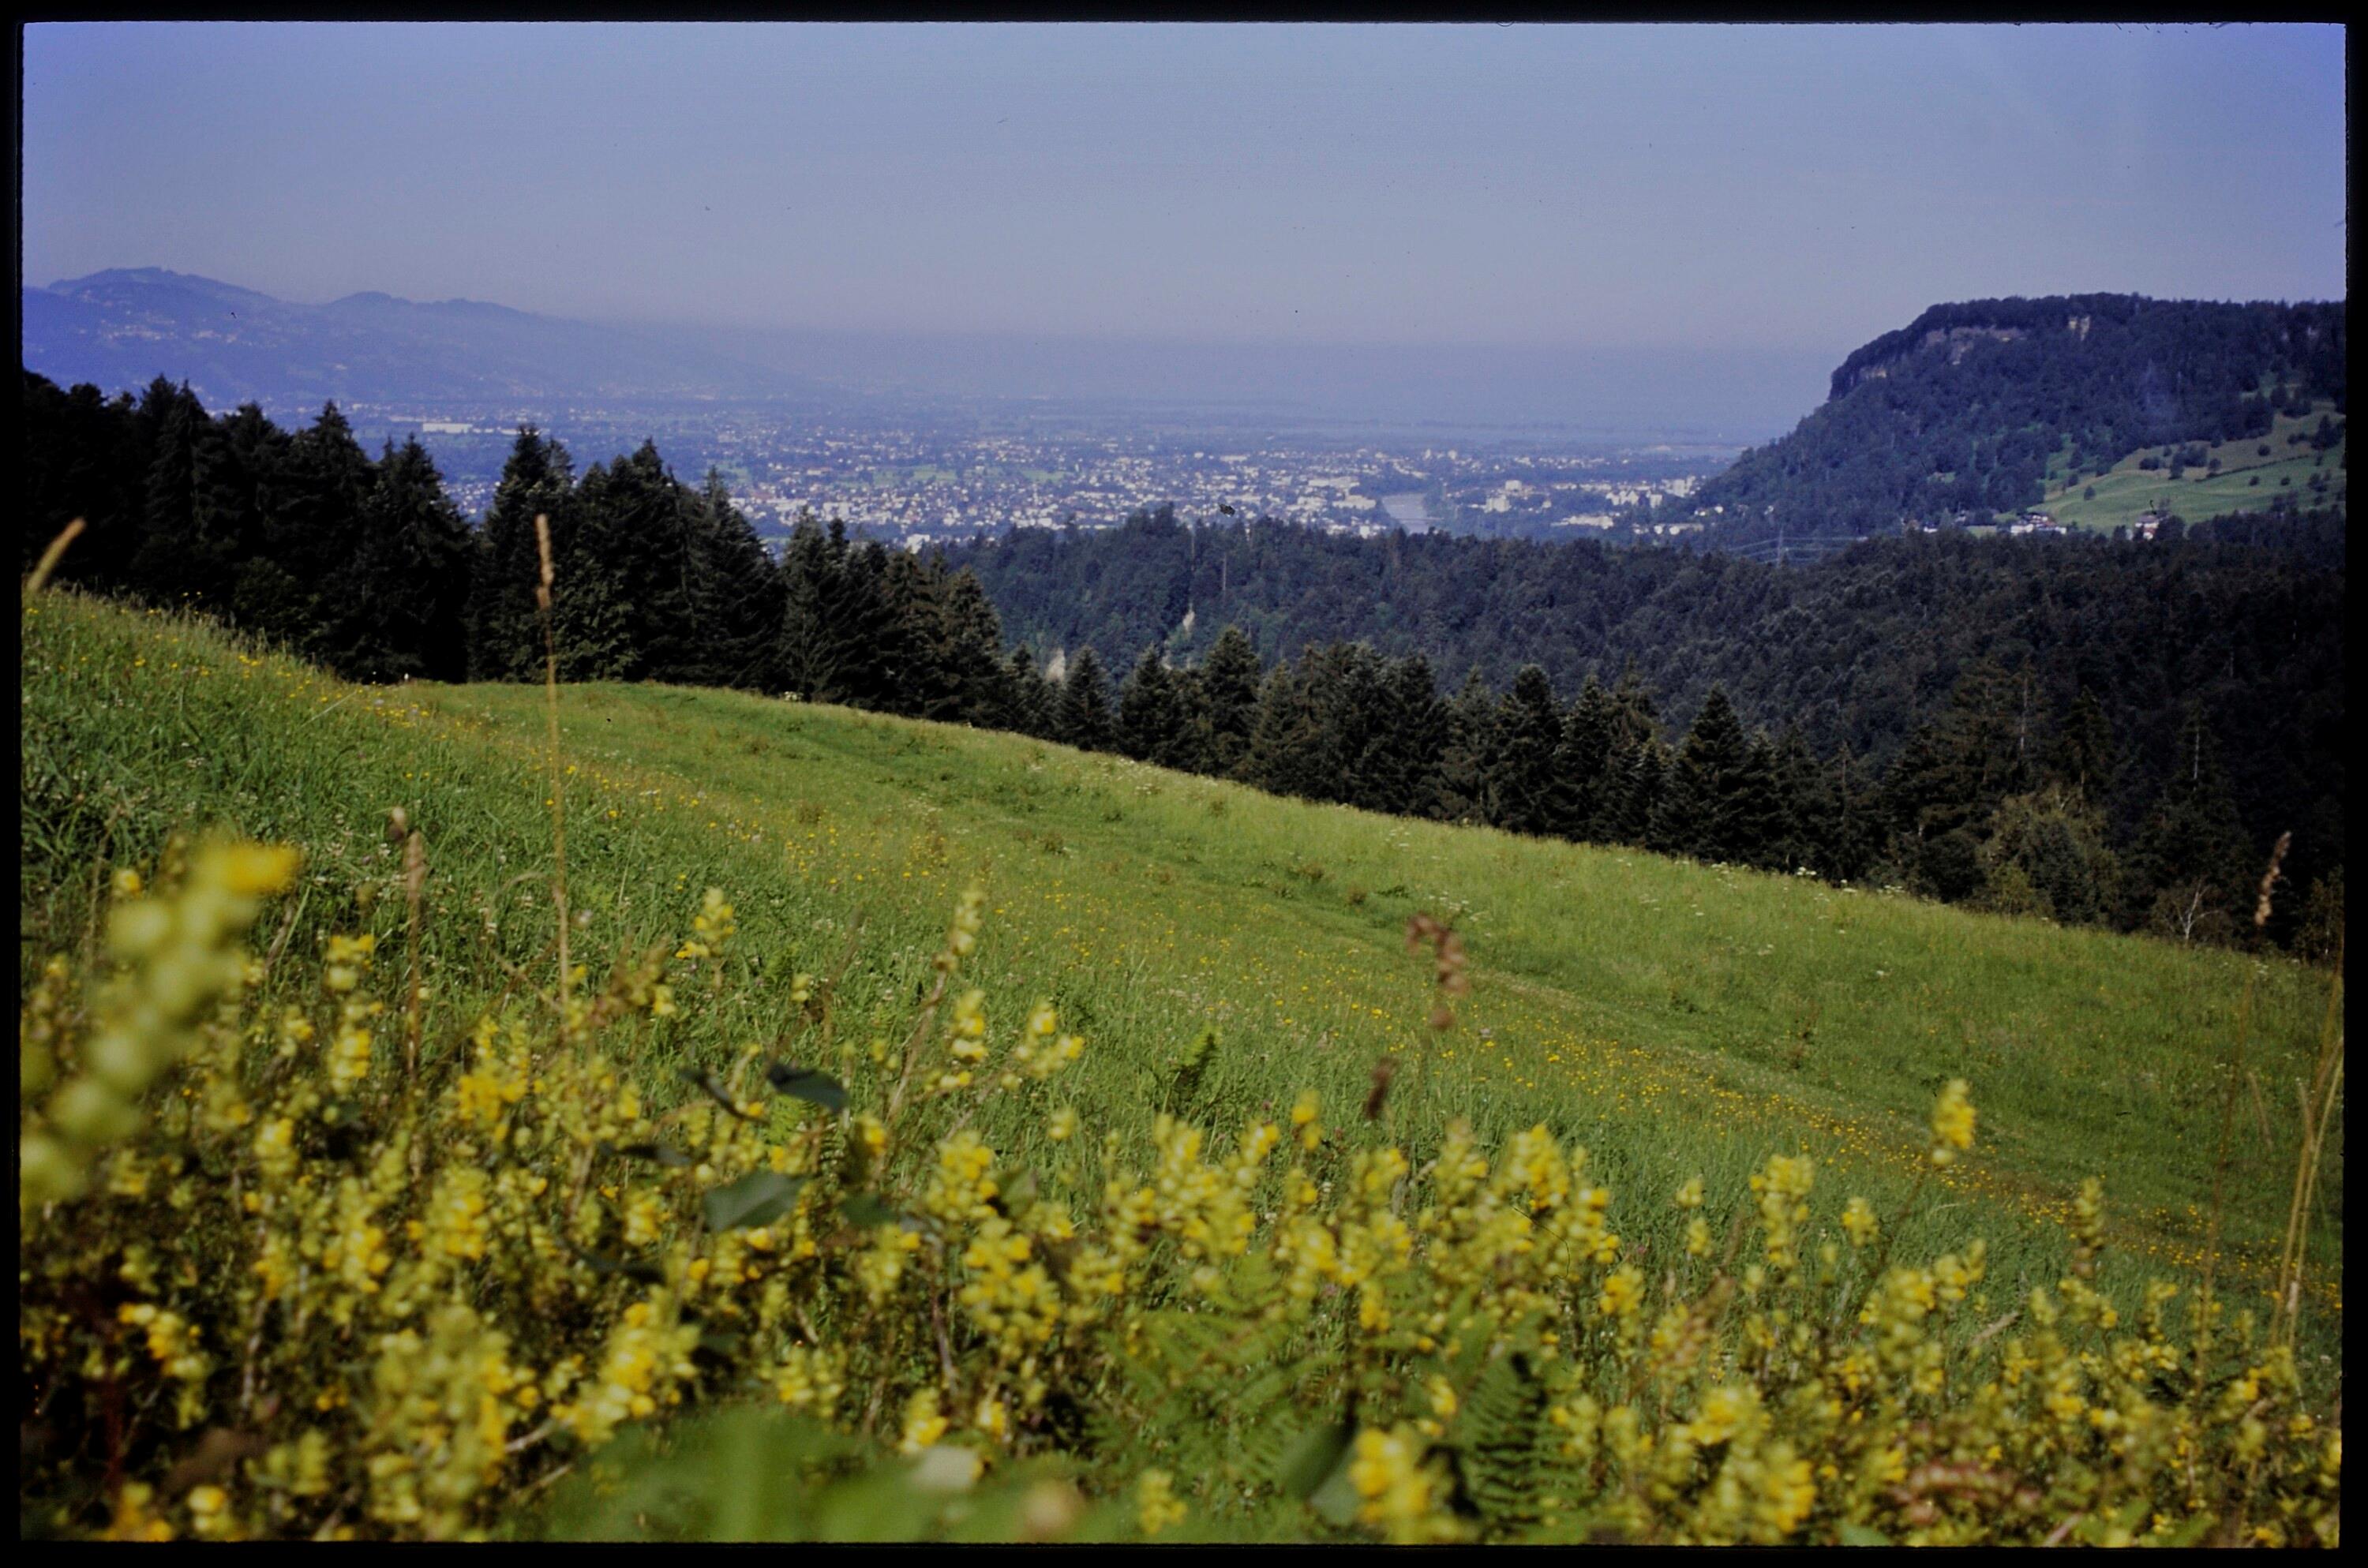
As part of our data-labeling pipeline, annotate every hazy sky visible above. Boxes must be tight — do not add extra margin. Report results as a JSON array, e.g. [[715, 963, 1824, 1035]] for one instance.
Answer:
[[21, 21, 2349, 361]]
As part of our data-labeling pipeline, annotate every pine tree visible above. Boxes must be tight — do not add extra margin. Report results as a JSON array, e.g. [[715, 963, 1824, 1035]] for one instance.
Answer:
[[1056, 646, 1116, 752], [1197, 624, 1264, 779]]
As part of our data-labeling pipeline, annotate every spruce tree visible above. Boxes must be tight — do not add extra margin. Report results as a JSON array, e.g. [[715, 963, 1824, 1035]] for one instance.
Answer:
[[467, 428, 576, 682], [1823, 747, 1883, 884], [2052, 687, 2117, 806], [1056, 646, 1116, 751], [1377, 652, 1449, 819], [1117, 646, 1190, 766], [573, 441, 688, 682], [1436, 667, 1497, 824], [256, 402, 377, 661], [831, 540, 900, 709], [1197, 624, 1264, 779], [131, 394, 209, 606], [935, 568, 1010, 724], [1767, 723, 1830, 875], [876, 548, 948, 717], [1730, 729, 1787, 870], [677, 470, 783, 690], [1652, 684, 1752, 861], [325, 437, 474, 681], [1487, 664, 1571, 836], [1243, 659, 1325, 800], [2123, 704, 2254, 940], [776, 513, 845, 699], [1559, 674, 1620, 841], [1618, 735, 1672, 847]]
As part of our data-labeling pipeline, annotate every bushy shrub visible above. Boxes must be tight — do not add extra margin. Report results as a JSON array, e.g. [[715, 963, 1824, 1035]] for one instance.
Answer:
[[17, 844, 2342, 1544]]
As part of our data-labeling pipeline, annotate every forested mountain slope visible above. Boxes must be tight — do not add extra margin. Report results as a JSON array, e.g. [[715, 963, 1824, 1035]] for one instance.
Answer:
[[1653, 294, 2346, 549]]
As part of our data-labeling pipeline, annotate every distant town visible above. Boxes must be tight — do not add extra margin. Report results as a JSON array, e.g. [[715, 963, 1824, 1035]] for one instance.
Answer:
[[339, 399, 1737, 550]]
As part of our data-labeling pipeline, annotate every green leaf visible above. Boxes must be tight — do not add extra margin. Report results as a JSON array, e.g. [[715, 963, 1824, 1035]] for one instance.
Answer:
[[680, 1066, 760, 1121], [1307, 1439, 1364, 1528], [704, 1171, 807, 1231], [1838, 1522, 1890, 1547], [602, 1140, 691, 1168], [840, 1192, 901, 1229], [766, 1061, 849, 1113], [1276, 1421, 1353, 1501], [568, 1245, 668, 1285]]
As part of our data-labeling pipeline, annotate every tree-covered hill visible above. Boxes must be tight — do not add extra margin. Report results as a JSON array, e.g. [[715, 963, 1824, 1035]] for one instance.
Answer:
[[1650, 294, 2346, 550]]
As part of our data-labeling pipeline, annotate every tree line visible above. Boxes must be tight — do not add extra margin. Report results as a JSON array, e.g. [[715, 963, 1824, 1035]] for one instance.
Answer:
[[1002, 626, 2332, 954], [22, 369, 2340, 954]]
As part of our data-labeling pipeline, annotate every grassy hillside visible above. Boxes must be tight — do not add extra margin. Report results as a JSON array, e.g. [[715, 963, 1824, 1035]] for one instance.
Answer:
[[2037, 401, 2347, 533], [21, 590, 2340, 1323]]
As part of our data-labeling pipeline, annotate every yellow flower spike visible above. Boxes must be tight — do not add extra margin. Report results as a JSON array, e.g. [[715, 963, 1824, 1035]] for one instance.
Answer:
[[1137, 1468, 1188, 1537], [1929, 1079, 1976, 1166]]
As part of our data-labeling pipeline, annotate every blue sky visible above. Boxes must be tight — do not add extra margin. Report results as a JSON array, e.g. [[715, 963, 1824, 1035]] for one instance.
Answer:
[[21, 23, 2347, 370]]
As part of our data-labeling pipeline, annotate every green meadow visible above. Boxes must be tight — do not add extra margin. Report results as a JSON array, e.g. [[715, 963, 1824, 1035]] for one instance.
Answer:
[[20, 589, 2342, 1345], [2037, 402, 2347, 533]]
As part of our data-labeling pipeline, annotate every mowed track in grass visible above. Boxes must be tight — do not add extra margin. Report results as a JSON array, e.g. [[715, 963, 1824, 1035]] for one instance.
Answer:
[[21, 591, 2341, 1342]]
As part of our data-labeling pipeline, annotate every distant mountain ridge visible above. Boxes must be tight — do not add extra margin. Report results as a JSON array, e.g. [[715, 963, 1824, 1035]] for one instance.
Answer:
[[1658, 293, 2347, 552], [22, 268, 811, 412]]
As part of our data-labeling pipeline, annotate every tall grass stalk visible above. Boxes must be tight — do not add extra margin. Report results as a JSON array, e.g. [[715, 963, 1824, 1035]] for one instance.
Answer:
[[24, 518, 85, 593], [2272, 934, 2344, 1349], [2194, 831, 2290, 1390], [533, 515, 572, 1038]]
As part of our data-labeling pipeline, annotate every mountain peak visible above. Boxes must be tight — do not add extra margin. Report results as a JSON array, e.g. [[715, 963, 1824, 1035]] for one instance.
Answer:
[[47, 267, 281, 307]]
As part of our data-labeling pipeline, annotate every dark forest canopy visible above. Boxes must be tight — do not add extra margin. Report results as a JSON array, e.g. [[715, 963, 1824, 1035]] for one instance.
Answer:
[[950, 506, 2340, 816], [1651, 294, 2346, 550], [21, 369, 2345, 953]]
